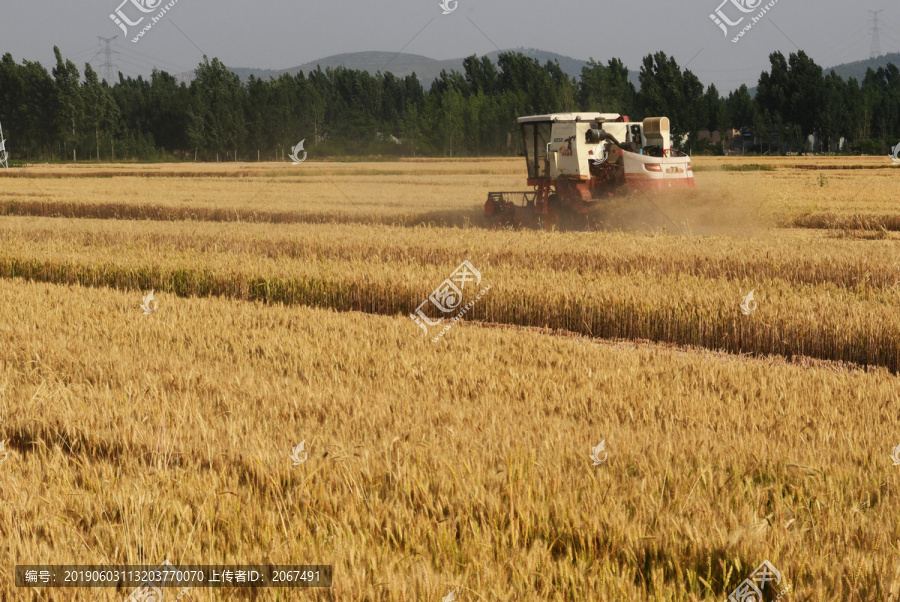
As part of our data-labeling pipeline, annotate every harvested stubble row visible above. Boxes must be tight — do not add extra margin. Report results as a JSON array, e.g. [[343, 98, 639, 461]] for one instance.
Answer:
[[3, 219, 900, 371], [5, 219, 900, 289], [4, 163, 899, 237], [0, 199, 468, 229], [791, 164, 899, 170], [1, 157, 518, 178], [789, 212, 900, 231]]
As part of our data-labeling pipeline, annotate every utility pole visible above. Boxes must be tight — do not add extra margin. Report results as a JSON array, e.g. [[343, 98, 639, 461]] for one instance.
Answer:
[[869, 10, 883, 60], [98, 36, 118, 83]]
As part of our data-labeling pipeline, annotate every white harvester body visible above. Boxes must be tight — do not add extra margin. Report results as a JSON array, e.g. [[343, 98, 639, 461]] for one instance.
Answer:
[[485, 112, 694, 227], [518, 112, 693, 188]]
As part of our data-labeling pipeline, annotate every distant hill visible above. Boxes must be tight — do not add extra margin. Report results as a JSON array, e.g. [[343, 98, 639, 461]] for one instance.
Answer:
[[823, 52, 900, 81], [181, 48, 641, 88], [180, 49, 900, 94]]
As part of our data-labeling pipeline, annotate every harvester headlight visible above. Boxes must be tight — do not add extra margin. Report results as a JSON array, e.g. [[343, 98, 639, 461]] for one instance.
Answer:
[[645, 164, 662, 172]]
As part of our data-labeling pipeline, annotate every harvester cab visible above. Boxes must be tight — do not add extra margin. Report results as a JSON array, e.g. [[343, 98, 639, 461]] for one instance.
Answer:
[[484, 112, 694, 228]]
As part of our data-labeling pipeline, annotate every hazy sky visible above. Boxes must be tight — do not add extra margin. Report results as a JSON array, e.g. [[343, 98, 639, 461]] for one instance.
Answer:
[[1, 0, 898, 91]]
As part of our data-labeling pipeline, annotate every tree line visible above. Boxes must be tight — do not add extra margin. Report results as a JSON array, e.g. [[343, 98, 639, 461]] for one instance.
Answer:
[[0, 47, 897, 161]]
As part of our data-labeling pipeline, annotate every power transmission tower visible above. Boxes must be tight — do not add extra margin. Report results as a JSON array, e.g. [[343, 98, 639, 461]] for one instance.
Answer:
[[0, 120, 9, 170], [869, 10, 883, 60], [98, 36, 118, 83]]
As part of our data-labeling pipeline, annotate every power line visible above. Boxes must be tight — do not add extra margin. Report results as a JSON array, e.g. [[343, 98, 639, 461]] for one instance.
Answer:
[[880, 32, 900, 49], [817, 35, 869, 65], [869, 10, 884, 59], [67, 44, 106, 60], [114, 56, 158, 77], [113, 52, 168, 72], [84, 49, 105, 69], [803, 23, 870, 55], [113, 51, 189, 76], [100, 49, 190, 79], [169, 20, 208, 57], [115, 44, 192, 72], [98, 36, 119, 83], [694, 66, 771, 73]]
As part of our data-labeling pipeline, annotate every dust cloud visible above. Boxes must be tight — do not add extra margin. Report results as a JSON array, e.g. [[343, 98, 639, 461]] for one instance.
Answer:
[[585, 184, 772, 237]]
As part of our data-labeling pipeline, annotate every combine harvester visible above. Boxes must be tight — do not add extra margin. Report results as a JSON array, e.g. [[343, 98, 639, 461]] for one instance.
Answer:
[[484, 112, 694, 228]]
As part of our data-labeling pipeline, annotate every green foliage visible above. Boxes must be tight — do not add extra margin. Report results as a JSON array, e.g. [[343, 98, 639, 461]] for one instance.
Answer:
[[753, 51, 900, 154], [850, 139, 883, 155], [577, 58, 635, 116], [690, 137, 721, 156], [189, 57, 248, 159], [725, 85, 756, 131], [0, 48, 898, 161], [637, 52, 709, 152], [52, 46, 83, 160]]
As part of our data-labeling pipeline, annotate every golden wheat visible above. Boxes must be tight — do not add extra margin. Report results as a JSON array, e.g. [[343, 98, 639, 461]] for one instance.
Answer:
[[2, 158, 900, 601], [1, 279, 899, 600], [3, 216, 900, 371]]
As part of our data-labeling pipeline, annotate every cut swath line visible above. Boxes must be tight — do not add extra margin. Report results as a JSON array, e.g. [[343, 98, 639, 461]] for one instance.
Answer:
[[188, 161, 368, 247], [0, 247, 895, 373], [470, 321, 876, 374]]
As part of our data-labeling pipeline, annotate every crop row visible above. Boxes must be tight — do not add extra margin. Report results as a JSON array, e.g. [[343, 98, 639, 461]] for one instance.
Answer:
[[3, 218, 899, 292], [0, 199, 453, 227], [3, 228, 900, 371], [789, 212, 900, 231]]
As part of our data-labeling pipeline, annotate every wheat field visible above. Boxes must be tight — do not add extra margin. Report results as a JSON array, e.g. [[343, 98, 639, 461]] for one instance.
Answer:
[[1, 157, 900, 601]]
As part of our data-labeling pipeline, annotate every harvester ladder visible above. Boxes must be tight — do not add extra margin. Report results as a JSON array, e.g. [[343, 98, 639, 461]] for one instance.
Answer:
[[535, 180, 551, 215]]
